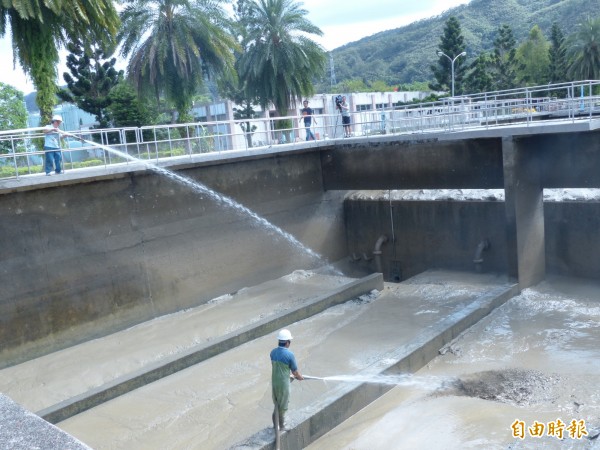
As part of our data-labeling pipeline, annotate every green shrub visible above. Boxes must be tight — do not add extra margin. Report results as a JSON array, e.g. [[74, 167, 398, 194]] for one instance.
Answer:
[[0, 164, 44, 178], [72, 159, 104, 168]]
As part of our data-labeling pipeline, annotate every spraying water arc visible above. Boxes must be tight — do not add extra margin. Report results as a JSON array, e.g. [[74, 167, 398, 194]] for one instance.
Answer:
[[75, 137, 332, 265], [302, 373, 449, 389]]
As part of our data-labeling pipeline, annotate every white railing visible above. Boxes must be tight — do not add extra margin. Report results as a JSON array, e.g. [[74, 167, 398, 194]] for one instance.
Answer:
[[0, 81, 598, 180]]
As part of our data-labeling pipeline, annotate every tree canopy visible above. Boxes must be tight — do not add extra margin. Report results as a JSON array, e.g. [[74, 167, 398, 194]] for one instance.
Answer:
[[0, 82, 28, 154], [237, 0, 326, 117], [0, 82, 27, 133], [0, 0, 119, 123], [566, 16, 600, 80], [430, 16, 467, 95], [548, 22, 568, 84], [58, 41, 124, 128], [118, 0, 238, 123], [516, 25, 550, 86], [491, 24, 519, 90]]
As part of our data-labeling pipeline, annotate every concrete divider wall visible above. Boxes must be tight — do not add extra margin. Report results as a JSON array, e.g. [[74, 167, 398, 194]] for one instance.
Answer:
[[0, 151, 349, 367]]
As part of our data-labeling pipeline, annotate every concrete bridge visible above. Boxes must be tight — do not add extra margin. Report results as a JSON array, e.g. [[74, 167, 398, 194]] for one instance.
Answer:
[[323, 119, 600, 289]]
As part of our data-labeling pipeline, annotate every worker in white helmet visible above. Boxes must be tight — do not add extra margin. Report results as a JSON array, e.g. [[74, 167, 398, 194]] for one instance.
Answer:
[[270, 328, 303, 431], [43, 114, 65, 175]]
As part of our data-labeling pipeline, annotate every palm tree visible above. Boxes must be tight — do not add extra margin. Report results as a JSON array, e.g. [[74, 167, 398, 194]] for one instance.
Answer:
[[237, 0, 326, 119], [118, 0, 238, 123], [0, 0, 119, 123], [565, 16, 600, 81]]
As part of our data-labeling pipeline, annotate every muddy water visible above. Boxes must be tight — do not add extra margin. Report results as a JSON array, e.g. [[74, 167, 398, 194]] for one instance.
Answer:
[[307, 275, 600, 450], [56, 270, 508, 449], [0, 271, 353, 413]]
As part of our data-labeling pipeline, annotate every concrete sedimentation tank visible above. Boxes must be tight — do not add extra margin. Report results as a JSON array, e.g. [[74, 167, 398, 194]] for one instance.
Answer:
[[1, 124, 600, 448]]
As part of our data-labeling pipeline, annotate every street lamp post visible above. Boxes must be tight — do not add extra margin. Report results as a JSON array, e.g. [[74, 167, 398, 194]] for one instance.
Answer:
[[436, 51, 467, 97]]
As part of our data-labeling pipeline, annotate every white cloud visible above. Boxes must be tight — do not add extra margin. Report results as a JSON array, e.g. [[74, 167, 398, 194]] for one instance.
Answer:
[[305, 0, 471, 50]]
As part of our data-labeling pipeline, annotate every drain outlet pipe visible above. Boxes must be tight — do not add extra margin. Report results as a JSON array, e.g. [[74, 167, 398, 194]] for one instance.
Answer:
[[473, 239, 490, 272], [373, 234, 389, 273]]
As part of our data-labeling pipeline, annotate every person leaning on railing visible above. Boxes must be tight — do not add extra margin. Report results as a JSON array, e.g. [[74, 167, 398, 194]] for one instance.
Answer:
[[43, 115, 65, 176], [42, 116, 83, 175]]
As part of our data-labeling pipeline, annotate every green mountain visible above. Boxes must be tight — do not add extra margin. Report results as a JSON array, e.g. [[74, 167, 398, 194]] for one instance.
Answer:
[[327, 0, 598, 86]]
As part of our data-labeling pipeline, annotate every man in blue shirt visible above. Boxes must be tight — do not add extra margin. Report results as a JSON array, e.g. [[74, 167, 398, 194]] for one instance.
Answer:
[[300, 100, 317, 141], [270, 328, 303, 431]]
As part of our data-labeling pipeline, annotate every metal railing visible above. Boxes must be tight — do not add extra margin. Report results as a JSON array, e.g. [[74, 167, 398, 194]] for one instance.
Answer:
[[0, 80, 598, 180]]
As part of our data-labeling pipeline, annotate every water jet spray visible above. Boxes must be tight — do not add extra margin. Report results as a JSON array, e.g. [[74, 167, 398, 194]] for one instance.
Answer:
[[302, 373, 448, 389], [70, 137, 337, 269]]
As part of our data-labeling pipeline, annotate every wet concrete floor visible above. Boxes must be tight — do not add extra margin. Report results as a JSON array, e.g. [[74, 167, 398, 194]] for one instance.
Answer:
[[307, 275, 600, 450], [32, 269, 510, 449]]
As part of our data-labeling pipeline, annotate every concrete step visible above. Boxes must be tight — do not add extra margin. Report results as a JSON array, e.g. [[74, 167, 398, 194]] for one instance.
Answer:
[[0, 271, 383, 426], [50, 269, 517, 450]]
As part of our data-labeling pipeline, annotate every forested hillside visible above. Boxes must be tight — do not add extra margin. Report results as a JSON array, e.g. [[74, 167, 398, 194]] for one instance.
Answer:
[[325, 0, 597, 87]]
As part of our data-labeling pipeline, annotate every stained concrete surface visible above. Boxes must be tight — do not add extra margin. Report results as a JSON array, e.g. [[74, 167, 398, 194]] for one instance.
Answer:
[[307, 275, 600, 450], [45, 269, 511, 449]]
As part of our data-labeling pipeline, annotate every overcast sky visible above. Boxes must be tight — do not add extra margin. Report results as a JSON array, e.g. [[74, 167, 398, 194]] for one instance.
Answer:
[[0, 0, 470, 94]]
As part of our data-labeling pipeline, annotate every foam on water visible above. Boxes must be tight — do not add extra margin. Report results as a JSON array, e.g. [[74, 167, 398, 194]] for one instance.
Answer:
[[350, 188, 600, 202]]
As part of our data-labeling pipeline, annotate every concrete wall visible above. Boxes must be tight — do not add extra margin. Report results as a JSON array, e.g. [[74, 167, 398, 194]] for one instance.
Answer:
[[344, 199, 509, 281], [545, 201, 600, 278], [344, 197, 600, 282], [0, 151, 348, 367], [321, 130, 600, 191], [321, 136, 505, 190]]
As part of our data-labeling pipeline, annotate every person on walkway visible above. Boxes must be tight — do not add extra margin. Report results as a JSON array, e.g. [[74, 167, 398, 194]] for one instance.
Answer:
[[340, 96, 352, 137], [300, 100, 317, 141], [270, 328, 303, 431], [44, 115, 65, 175]]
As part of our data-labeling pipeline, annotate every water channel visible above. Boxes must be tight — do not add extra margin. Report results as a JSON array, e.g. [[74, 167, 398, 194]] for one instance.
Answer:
[[2, 136, 599, 449]]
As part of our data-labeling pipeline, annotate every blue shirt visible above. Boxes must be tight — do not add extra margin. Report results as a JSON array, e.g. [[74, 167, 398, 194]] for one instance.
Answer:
[[270, 346, 298, 372], [271, 345, 298, 394], [301, 107, 313, 126], [44, 125, 61, 150]]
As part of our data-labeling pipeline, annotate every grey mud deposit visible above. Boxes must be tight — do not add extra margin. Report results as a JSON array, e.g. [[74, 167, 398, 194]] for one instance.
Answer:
[[437, 368, 561, 406]]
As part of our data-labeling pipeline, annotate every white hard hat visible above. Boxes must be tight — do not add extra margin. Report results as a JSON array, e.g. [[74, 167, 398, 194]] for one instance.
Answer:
[[51, 114, 63, 122], [277, 329, 293, 341]]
